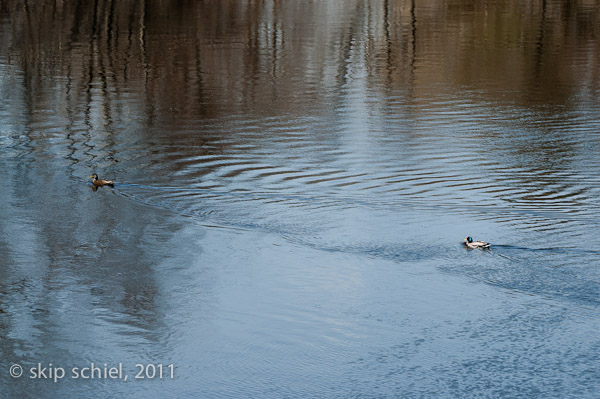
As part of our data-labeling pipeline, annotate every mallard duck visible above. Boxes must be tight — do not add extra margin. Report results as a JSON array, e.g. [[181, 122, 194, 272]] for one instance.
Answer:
[[89, 173, 114, 187], [464, 236, 490, 249]]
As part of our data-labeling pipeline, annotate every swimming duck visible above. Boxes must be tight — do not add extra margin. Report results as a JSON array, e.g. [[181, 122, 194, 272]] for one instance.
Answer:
[[464, 236, 490, 249], [89, 173, 114, 187]]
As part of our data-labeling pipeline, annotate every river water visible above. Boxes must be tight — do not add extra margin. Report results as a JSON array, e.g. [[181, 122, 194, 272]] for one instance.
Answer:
[[1, 1, 600, 398]]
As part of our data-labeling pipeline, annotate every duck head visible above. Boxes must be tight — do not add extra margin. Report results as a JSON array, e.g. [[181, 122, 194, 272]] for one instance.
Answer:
[[465, 237, 473, 243]]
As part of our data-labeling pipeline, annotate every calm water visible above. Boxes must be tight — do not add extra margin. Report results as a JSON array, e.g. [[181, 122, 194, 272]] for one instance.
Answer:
[[1, 0, 600, 397]]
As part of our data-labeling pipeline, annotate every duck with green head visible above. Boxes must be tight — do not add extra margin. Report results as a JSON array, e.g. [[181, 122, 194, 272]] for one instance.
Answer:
[[464, 236, 490, 249]]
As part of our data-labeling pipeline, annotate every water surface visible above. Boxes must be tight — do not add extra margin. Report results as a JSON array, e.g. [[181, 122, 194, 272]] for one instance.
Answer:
[[1, 1, 600, 398]]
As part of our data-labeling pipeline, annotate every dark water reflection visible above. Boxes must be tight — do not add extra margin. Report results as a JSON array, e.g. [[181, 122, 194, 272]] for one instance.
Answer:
[[1, 0, 600, 397]]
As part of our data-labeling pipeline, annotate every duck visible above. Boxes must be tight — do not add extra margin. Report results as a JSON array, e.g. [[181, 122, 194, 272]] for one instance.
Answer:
[[464, 236, 490, 249], [89, 173, 114, 187]]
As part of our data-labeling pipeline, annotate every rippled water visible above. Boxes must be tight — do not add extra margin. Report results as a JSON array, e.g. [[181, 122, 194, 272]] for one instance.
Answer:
[[1, 1, 600, 398]]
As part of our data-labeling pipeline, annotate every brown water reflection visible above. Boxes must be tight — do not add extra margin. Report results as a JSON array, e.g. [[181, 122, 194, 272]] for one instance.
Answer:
[[2, 0, 598, 120]]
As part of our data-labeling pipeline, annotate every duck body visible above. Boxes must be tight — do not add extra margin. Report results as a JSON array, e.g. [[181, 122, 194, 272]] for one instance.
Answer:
[[464, 236, 490, 249], [89, 173, 114, 187]]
